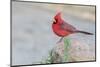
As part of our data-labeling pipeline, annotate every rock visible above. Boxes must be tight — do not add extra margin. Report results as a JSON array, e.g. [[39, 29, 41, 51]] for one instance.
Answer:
[[53, 39, 95, 62], [69, 40, 95, 61]]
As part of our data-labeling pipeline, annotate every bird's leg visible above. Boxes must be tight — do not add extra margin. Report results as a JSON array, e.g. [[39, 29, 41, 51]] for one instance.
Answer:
[[57, 37, 64, 43]]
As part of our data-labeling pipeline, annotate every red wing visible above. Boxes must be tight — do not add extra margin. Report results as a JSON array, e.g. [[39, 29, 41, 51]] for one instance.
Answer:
[[61, 21, 77, 32]]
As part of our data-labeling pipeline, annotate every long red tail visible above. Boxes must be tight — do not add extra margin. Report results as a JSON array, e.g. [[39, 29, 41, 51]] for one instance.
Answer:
[[76, 30, 93, 35]]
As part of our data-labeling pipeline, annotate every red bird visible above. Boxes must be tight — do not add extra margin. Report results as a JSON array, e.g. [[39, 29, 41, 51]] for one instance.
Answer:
[[52, 12, 93, 42]]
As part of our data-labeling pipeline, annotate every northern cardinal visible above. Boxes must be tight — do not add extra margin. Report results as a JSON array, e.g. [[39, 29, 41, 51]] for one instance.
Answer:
[[52, 12, 93, 43]]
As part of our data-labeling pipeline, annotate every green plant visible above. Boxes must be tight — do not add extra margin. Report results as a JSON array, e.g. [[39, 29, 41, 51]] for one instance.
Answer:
[[41, 37, 71, 63], [63, 37, 71, 62]]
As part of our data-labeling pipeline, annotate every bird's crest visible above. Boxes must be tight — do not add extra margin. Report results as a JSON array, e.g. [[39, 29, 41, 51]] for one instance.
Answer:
[[54, 12, 62, 20]]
